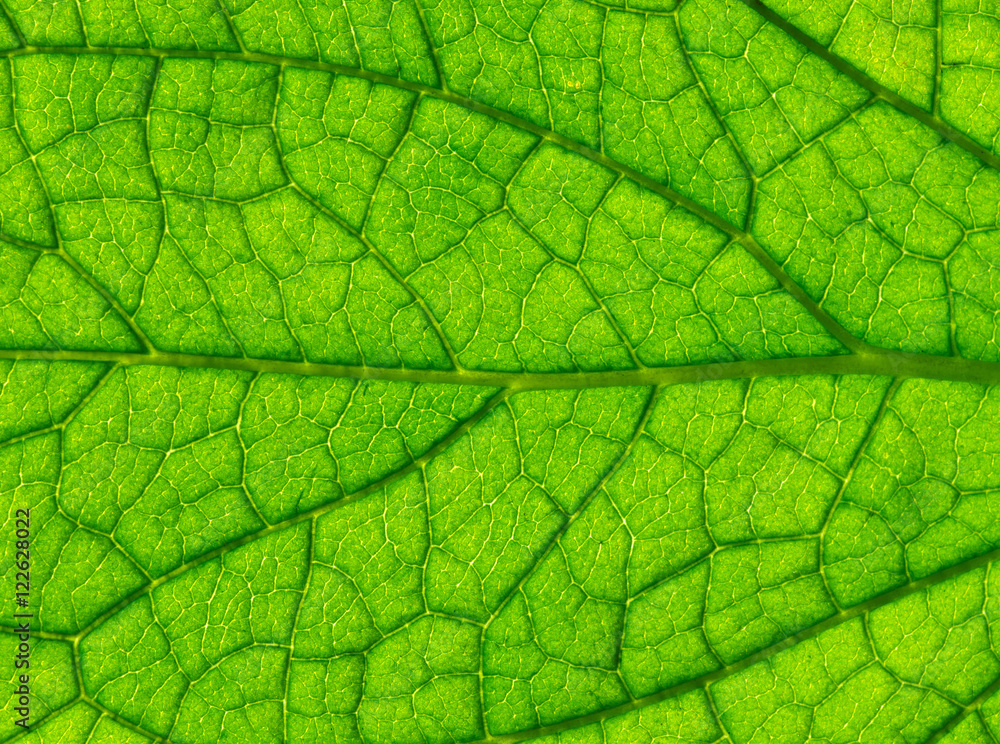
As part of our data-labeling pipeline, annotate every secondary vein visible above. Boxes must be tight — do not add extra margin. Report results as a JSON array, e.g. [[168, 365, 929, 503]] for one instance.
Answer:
[[0, 44, 863, 351], [737, 0, 1000, 173]]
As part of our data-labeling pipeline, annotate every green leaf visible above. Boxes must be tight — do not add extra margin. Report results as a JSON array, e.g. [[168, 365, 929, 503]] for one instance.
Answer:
[[1, 0, 1000, 741]]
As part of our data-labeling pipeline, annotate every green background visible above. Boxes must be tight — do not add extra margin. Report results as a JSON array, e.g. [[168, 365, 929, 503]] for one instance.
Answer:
[[1, 0, 1000, 740]]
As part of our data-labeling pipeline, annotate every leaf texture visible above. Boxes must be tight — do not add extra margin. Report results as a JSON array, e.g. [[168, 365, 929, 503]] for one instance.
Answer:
[[1, 0, 1000, 741]]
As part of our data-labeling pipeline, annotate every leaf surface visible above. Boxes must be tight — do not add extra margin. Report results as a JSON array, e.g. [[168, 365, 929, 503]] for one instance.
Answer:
[[1, 0, 1000, 741]]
